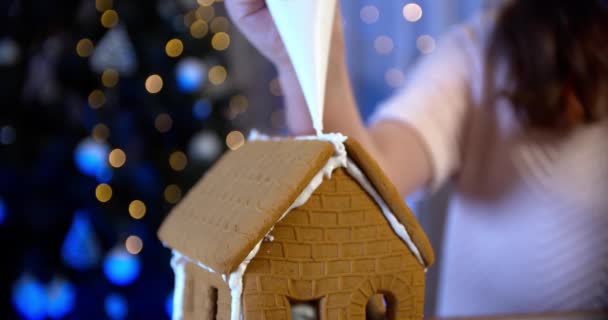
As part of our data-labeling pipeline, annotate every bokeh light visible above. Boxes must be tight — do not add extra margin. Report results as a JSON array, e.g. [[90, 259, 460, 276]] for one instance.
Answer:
[[96, 183, 113, 203], [189, 20, 209, 39], [12, 275, 46, 320], [226, 130, 245, 150], [197, 0, 214, 6], [74, 138, 110, 178], [105, 293, 128, 320], [46, 278, 76, 319], [385, 68, 406, 88], [95, 0, 113, 12], [101, 10, 119, 28], [76, 38, 94, 57], [164, 184, 182, 204], [128, 200, 146, 219], [108, 148, 126, 168], [416, 34, 436, 54], [403, 3, 423, 22], [165, 293, 173, 318], [374, 36, 394, 55], [125, 235, 143, 255], [169, 151, 188, 171], [0, 198, 6, 225], [208, 65, 227, 85], [61, 211, 101, 271], [176, 58, 206, 92], [154, 113, 173, 133], [196, 5, 215, 21], [165, 39, 184, 58], [192, 99, 212, 120], [188, 131, 222, 162], [211, 32, 230, 51], [88, 89, 106, 109], [1, 125, 16, 145], [360, 5, 380, 24], [92, 123, 110, 142], [102, 69, 119, 88], [210, 16, 230, 33], [227, 95, 248, 119], [145, 74, 163, 94], [103, 247, 141, 286]]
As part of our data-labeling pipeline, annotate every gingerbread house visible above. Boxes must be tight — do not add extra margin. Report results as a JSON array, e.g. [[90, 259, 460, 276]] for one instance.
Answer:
[[158, 134, 434, 320]]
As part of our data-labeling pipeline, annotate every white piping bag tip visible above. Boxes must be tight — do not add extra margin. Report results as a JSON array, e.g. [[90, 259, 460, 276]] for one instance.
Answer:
[[266, 0, 337, 136]]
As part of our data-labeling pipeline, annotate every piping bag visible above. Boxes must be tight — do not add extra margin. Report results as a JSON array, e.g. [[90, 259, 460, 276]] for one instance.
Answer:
[[266, 0, 338, 136]]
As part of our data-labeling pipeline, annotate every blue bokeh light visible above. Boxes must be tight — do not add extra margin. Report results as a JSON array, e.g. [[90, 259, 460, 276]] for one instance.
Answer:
[[0, 198, 6, 225], [105, 293, 128, 320], [165, 292, 173, 318], [74, 138, 110, 179], [61, 211, 101, 271], [46, 278, 76, 319], [176, 58, 206, 93], [103, 248, 141, 286], [192, 99, 212, 120], [12, 275, 47, 320]]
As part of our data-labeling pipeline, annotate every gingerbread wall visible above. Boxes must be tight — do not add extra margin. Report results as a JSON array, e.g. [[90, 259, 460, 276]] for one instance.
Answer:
[[241, 168, 426, 320]]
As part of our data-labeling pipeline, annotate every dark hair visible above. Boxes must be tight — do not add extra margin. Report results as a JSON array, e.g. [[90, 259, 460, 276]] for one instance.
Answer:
[[488, 0, 608, 129]]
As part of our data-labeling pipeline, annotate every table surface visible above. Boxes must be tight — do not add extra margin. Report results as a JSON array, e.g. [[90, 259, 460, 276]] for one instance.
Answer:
[[431, 311, 608, 320]]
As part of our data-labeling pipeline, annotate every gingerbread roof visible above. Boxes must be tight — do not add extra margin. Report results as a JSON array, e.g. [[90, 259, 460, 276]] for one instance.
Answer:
[[158, 137, 434, 275]]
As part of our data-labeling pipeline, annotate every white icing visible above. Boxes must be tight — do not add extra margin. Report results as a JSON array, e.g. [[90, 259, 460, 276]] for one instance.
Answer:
[[172, 133, 425, 320]]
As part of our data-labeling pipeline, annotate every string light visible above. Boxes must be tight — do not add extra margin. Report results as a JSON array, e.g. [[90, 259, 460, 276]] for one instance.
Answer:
[[169, 151, 188, 171], [164, 185, 182, 204], [210, 17, 230, 33], [226, 131, 244, 150], [108, 148, 126, 168], [125, 236, 143, 255], [403, 3, 423, 22], [101, 10, 119, 29], [102, 69, 119, 88], [360, 5, 380, 24], [88, 90, 106, 109], [189, 20, 209, 39], [96, 184, 113, 203], [211, 32, 230, 51], [154, 113, 173, 133], [208, 65, 227, 85], [165, 39, 184, 58], [76, 38, 94, 57], [416, 35, 436, 54], [374, 36, 394, 55], [128, 200, 146, 219], [145, 74, 163, 94], [92, 124, 110, 142]]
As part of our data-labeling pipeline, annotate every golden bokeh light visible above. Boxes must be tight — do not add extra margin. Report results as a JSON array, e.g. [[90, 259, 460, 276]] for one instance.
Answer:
[[197, 0, 214, 6], [226, 130, 245, 150], [125, 235, 143, 255], [101, 69, 119, 88], [165, 38, 184, 58], [169, 151, 188, 171], [210, 16, 230, 33], [92, 124, 110, 141], [229, 95, 249, 113], [95, 0, 113, 12], [145, 74, 163, 94], [155, 113, 173, 133], [211, 32, 230, 51], [208, 65, 227, 85], [164, 184, 182, 204], [101, 9, 119, 28], [108, 148, 126, 168], [189, 20, 209, 39], [196, 5, 215, 21], [88, 89, 106, 109], [416, 34, 436, 54], [374, 36, 394, 55], [403, 3, 423, 22], [129, 200, 146, 219], [184, 11, 197, 27], [269, 78, 282, 96], [96, 184, 112, 203], [76, 38, 94, 57], [360, 5, 380, 24]]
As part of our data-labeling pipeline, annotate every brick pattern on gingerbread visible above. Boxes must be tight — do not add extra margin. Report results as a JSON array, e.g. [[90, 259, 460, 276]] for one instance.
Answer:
[[242, 169, 425, 320]]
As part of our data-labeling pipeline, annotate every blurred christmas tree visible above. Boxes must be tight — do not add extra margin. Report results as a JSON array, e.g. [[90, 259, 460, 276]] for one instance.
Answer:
[[0, 0, 246, 318]]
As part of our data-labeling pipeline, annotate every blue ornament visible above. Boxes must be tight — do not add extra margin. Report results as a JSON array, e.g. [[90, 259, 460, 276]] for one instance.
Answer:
[[105, 293, 128, 320], [103, 247, 141, 286], [192, 99, 212, 120], [12, 275, 47, 320], [61, 211, 101, 271], [46, 278, 76, 319], [74, 138, 109, 179], [176, 58, 206, 93]]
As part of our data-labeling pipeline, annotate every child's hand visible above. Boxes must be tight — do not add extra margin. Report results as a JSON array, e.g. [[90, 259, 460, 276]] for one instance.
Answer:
[[225, 0, 292, 69]]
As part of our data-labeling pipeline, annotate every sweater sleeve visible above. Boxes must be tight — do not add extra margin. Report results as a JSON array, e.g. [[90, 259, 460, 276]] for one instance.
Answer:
[[369, 25, 479, 194]]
